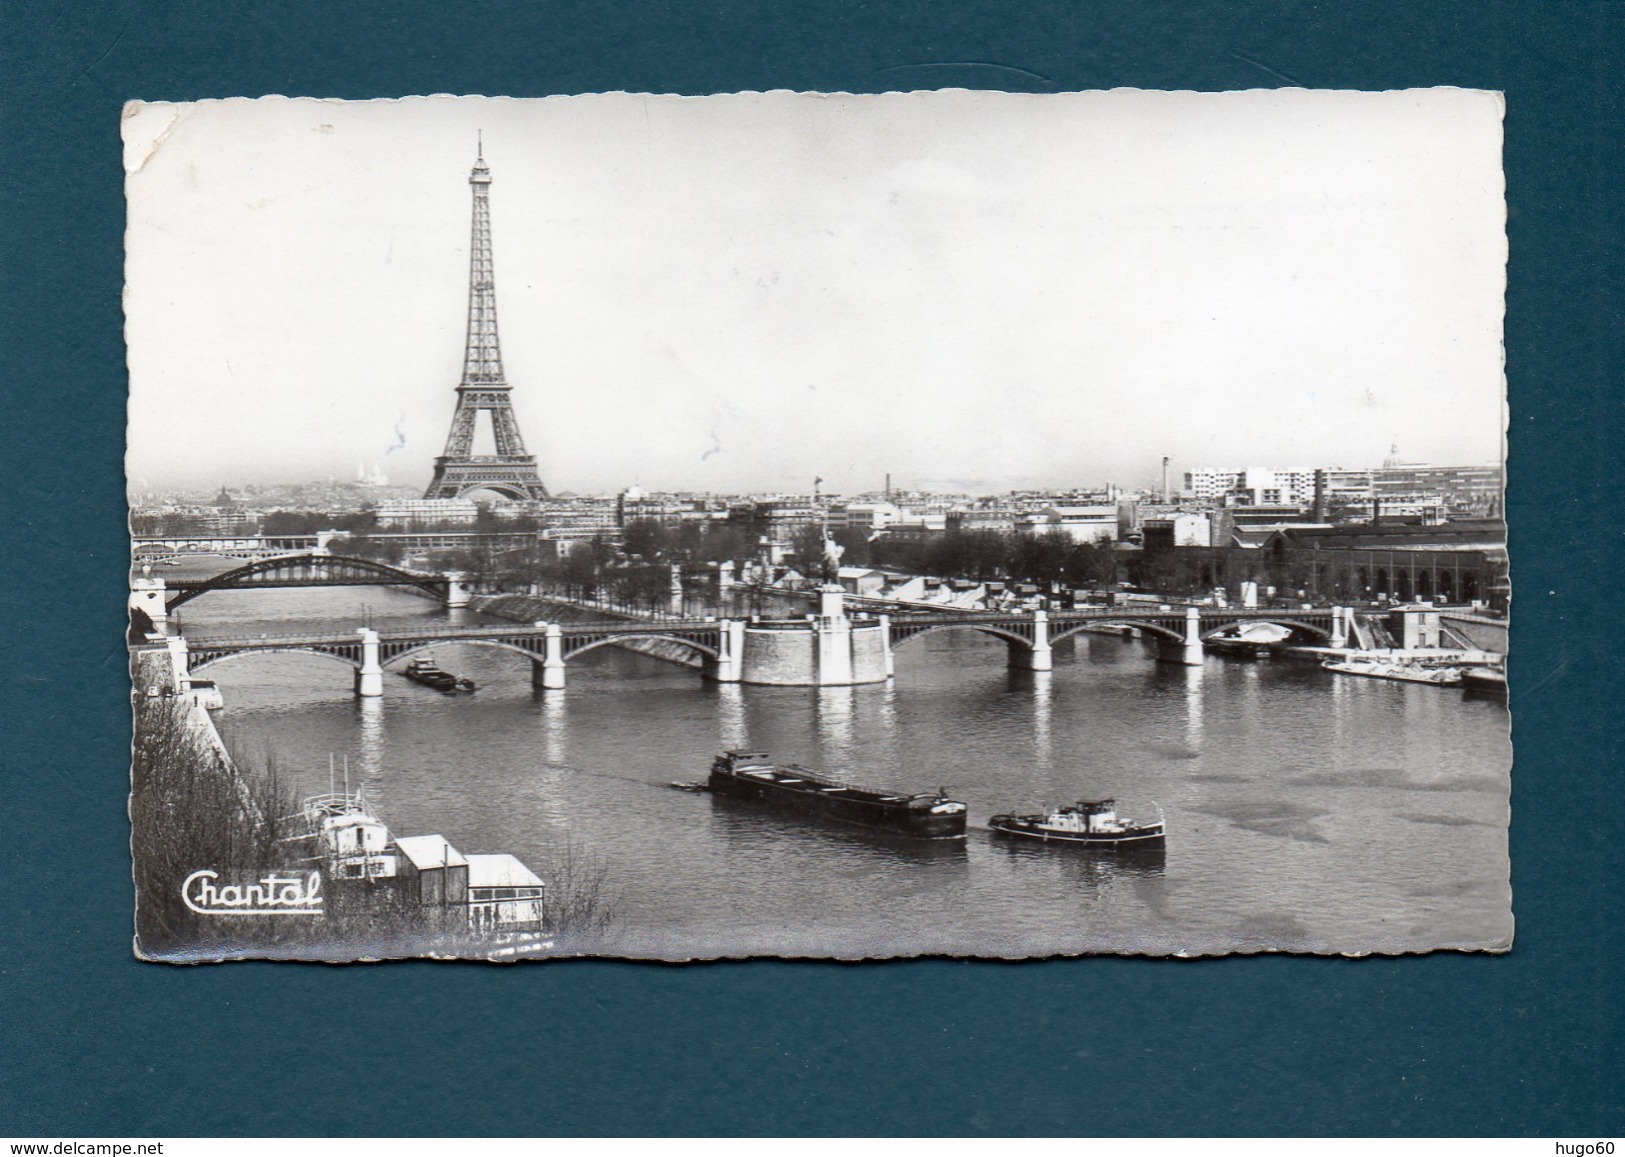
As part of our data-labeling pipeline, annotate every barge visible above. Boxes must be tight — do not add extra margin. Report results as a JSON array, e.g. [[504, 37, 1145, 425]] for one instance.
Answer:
[[403, 656, 477, 694], [989, 797, 1165, 847], [1321, 658, 1462, 685], [707, 750, 967, 839]]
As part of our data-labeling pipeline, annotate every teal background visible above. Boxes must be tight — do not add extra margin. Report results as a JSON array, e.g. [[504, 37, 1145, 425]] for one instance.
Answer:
[[2, 1, 1620, 1137]]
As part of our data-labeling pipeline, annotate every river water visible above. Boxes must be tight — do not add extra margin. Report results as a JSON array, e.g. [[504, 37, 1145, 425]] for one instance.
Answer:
[[176, 581, 1512, 958]]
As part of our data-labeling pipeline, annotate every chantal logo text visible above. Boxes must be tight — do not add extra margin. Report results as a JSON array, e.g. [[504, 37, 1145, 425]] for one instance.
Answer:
[[181, 869, 324, 916]]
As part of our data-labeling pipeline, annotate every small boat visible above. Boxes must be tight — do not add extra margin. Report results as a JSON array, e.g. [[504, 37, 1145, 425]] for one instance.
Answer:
[[989, 798, 1165, 846], [1205, 622, 1292, 659], [1321, 658, 1462, 685], [1461, 667, 1508, 697], [707, 750, 967, 839], [669, 781, 710, 793], [403, 656, 477, 694], [1205, 637, 1273, 660]]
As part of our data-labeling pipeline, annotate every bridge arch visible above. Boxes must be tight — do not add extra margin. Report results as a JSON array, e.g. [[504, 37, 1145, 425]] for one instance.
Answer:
[[890, 622, 1036, 651], [1049, 619, 1186, 644], [165, 554, 445, 610], [188, 646, 362, 673], [381, 639, 546, 669], [565, 634, 722, 663], [1196, 618, 1334, 642]]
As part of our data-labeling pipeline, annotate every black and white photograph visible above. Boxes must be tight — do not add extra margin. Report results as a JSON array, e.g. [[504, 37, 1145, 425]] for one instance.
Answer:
[[123, 89, 1510, 961]]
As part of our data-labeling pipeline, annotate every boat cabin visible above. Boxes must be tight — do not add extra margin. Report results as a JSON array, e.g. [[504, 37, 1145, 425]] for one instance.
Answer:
[[717, 750, 775, 772], [1046, 799, 1121, 833], [320, 812, 398, 880]]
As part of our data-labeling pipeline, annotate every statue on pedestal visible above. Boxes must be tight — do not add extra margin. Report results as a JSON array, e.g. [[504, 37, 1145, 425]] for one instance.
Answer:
[[821, 531, 844, 586]]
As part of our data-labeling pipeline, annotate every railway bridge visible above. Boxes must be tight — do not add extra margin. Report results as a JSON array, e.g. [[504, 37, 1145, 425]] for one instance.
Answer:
[[130, 553, 474, 621]]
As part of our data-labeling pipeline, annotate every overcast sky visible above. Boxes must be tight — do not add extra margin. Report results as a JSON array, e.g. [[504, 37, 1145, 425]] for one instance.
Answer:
[[124, 89, 1506, 497]]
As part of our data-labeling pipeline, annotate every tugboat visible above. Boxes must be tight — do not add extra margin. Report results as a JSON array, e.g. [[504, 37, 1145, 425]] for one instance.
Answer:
[[989, 798, 1166, 846], [706, 750, 967, 839], [402, 655, 477, 694]]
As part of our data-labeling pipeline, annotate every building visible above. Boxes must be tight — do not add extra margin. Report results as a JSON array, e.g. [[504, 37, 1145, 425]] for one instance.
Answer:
[[731, 498, 823, 541], [828, 502, 902, 534], [465, 853, 546, 932], [945, 509, 1019, 534], [1020, 505, 1119, 544], [1140, 512, 1213, 549], [376, 497, 481, 528], [1184, 467, 1317, 505], [1134, 518, 1507, 608], [1373, 464, 1503, 517], [393, 835, 470, 907]]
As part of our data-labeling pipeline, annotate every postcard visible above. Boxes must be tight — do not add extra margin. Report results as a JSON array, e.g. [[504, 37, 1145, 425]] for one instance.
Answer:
[[124, 89, 1510, 960]]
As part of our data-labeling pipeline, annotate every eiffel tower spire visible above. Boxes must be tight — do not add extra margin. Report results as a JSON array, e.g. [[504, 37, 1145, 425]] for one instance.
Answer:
[[424, 143, 549, 501]]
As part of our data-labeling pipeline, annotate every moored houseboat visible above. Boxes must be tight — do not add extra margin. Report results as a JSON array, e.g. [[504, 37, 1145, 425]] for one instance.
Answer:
[[297, 785, 398, 881], [989, 797, 1165, 846], [707, 750, 967, 839]]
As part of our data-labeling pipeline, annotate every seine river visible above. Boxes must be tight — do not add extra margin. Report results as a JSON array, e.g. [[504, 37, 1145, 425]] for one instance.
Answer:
[[175, 580, 1512, 958]]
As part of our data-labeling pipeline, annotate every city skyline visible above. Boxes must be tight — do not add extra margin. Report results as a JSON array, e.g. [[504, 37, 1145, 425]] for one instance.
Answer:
[[125, 90, 1506, 497]]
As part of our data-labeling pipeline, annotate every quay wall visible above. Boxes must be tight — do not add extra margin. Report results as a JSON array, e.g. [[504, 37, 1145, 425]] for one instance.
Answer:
[[1441, 614, 1509, 655]]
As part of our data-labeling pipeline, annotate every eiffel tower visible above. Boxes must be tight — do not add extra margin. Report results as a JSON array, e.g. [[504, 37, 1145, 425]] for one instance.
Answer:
[[424, 142, 550, 501]]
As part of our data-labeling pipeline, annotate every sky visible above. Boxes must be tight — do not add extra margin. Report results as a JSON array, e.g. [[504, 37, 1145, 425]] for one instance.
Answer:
[[123, 89, 1507, 497]]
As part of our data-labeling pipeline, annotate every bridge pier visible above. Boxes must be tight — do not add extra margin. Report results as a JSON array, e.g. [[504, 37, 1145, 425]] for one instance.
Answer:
[[707, 618, 743, 683], [443, 571, 471, 609], [129, 576, 169, 634], [1330, 606, 1350, 649], [879, 614, 895, 678], [355, 628, 384, 697], [533, 622, 566, 690], [166, 636, 192, 693], [1156, 606, 1206, 666], [1009, 609, 1054, 671]]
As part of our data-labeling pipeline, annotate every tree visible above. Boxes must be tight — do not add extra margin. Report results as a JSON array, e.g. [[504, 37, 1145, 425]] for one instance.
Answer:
[[621, 518, 673, 561], [789, 523, 829, 576]]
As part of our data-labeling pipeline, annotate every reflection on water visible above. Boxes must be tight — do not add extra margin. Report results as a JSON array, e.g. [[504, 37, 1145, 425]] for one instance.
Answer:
[[354, 696, 385, 784], [707, 794, 970, 867], [1177, 662, 1204, 752], [988, 837, 1167, 896], [182, 584, 1513, 957], [814, 685, 858, 768], [538, 686, 568, 768], [715, 683, 747, 751]]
